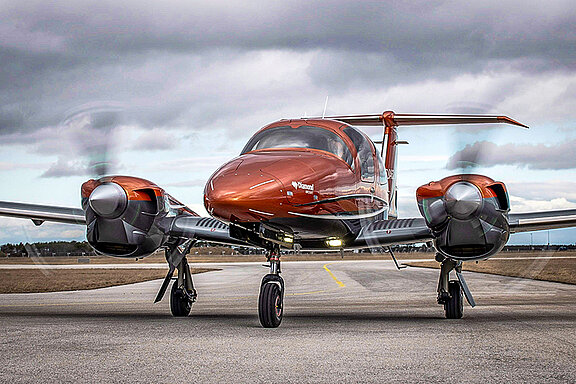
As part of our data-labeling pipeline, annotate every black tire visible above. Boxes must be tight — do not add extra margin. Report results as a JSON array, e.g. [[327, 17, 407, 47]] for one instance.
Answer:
[[170, 281, 192, 317], [258, 282, 283, 328], [444, 280, 463, 319]]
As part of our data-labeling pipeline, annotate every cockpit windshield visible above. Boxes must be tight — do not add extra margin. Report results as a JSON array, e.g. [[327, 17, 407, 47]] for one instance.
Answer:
[[241, 125, 354, 168]]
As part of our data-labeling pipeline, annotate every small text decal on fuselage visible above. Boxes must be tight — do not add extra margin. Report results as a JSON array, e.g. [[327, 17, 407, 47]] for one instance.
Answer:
[[291, 181, 314, 194]]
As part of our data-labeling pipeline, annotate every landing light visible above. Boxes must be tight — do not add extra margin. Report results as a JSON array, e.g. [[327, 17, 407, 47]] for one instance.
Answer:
[[283, 236, 294, 243], [327, 239, 342, 247]]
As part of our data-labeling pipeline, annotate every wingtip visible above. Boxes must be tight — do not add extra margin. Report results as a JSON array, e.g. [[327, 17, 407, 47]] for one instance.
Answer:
[[498, 116, 529, 129]]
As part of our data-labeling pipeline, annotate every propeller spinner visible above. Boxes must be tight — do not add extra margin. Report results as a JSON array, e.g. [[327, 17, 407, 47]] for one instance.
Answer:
[[88, 183, 128, 219]]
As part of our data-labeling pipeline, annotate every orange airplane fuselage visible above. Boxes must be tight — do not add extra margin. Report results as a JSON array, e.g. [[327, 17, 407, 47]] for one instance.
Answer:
[[204, 119, 390, 246]]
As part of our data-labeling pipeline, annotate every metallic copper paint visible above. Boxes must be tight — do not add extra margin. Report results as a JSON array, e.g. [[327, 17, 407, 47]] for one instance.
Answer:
[[416, 174, 505, 201], [81, 176, 162, 200], [204, 119, 387, 226], [81, 175, 198, 216]]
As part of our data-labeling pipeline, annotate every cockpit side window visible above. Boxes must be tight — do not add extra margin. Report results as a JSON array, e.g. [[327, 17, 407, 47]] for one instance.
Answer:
[[241, 125, 354, 169], [375, 146, 386, 185], [343, 126, 374, 182]]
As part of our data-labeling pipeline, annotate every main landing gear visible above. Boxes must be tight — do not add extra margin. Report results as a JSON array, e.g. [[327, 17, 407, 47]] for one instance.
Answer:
[[259, 246, 284, 328], [436, 254, 475, 319], [170, 257, 197, 317], [154, 240, 197, 317]]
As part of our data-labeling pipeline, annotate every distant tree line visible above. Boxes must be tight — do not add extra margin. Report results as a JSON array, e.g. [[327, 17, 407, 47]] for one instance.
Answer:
[[0, 241, 95, 257], [1, 240, 574, 258], [502, 244, 576, 251]]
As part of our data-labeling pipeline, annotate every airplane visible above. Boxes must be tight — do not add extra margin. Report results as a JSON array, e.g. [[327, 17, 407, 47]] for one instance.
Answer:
[[1, 110, 576, 328]]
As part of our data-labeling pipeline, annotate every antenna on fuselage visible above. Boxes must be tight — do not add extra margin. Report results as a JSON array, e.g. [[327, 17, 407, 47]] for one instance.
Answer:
[[322, 96, 329, 119]]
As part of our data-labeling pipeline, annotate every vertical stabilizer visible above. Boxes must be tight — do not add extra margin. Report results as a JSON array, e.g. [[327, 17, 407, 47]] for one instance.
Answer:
[[383, 123, 399, 220]]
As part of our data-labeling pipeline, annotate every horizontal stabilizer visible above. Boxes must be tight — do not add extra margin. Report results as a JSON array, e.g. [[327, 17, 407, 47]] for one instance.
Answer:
[[323, 112, 529, 128]]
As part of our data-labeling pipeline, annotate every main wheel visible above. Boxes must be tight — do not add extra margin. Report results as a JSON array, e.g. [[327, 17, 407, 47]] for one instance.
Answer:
[[258, 282, 283, 328], [444, 280, 463, 319], [170, 281, 192, 317]]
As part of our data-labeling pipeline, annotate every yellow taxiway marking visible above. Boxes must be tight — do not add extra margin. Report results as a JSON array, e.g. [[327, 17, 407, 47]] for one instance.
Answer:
[[323, 263, 346, 288], [288, 290, 327, 296]]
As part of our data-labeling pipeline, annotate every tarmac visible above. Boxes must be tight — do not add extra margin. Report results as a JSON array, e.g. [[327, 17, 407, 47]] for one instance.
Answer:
[[0, 260, 575, 383]]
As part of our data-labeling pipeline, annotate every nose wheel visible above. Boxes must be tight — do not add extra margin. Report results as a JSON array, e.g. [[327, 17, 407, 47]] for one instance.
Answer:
[[258, 248, 284, 328], [259, 274, 284, 328]]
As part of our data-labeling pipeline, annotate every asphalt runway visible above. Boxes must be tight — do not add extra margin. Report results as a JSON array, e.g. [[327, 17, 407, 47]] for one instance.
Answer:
[[1, 260, 575, 383]]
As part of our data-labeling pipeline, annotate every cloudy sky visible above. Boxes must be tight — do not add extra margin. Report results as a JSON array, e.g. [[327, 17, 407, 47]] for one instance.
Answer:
[[1, 0, 575, 245]]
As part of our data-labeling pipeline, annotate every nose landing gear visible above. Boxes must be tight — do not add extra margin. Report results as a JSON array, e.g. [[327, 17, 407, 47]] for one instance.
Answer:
[[259, 247, 284, 328]]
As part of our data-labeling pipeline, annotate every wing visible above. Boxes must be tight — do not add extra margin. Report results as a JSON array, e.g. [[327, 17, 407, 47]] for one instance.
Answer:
[[0, 200, 249, 245], [351, 208, 576, 248], [508, 209, 576, 233], [0, 201, 86, 225], [352, 218, 433, 247], [176, 216, 434, 249], [166, 216, 249, 246]]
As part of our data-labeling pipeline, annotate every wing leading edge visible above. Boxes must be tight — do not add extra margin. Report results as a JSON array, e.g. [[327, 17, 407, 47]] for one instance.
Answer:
[[0, 200, 248, 246], [352, 218, 433, 248], [351, 209, 576, 249], [0, 201, 86, 225], [508, 209, 576, 233]]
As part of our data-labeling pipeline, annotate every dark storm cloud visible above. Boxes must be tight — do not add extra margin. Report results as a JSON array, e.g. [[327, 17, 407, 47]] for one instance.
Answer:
[[446, 140, 576, 170], [3, 1, 574, 61], [0, 0, 574, 151]]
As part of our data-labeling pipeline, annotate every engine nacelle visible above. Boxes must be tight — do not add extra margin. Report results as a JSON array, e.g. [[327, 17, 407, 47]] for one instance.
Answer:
[[417, 175, 510, 260], [81, 176, 170, 257]]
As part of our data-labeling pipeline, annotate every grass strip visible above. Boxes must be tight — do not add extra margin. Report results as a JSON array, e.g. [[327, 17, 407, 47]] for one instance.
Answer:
[[0, 268, 218, 294], [406, 258, 576, 285]]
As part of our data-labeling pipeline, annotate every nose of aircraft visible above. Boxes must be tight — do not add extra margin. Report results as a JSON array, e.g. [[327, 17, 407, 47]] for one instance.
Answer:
[[204, 159, 287, 222]]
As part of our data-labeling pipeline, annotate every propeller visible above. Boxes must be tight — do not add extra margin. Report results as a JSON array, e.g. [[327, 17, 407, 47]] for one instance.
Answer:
[[444, 102, 500, 175], [441, 103, 555, 288], [60, 102, 125, 178], [13, 103, 125, 264]]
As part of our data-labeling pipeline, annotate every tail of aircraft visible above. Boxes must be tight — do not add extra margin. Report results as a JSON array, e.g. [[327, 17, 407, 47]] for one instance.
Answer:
[[326, 111, 529, 220]]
